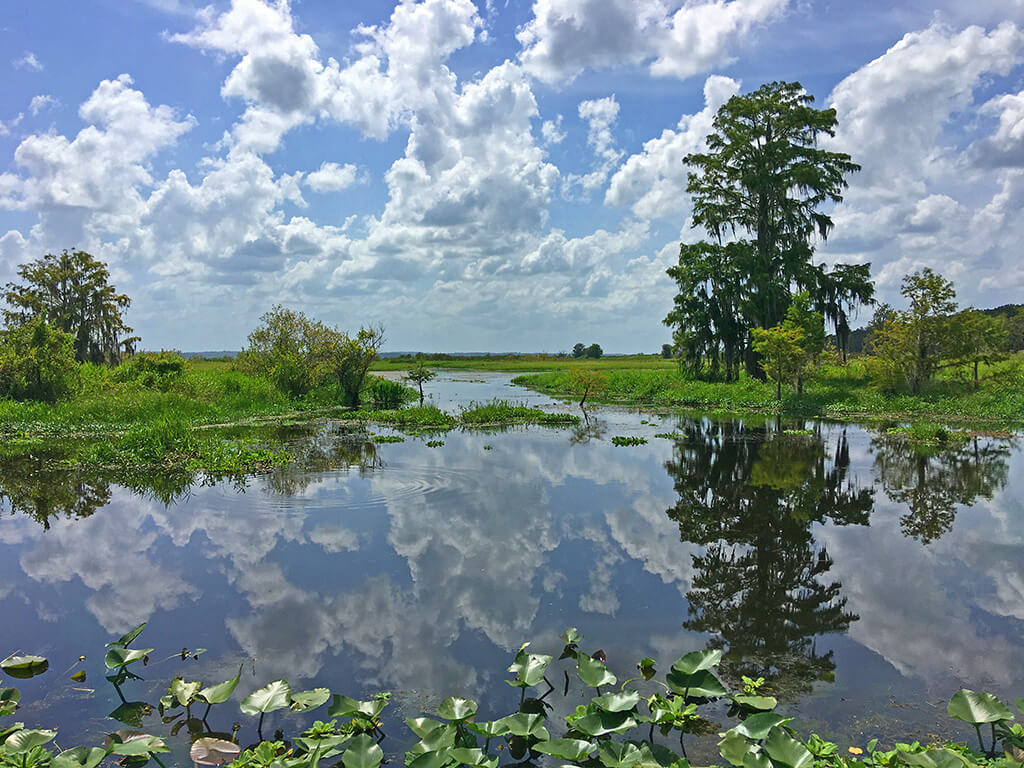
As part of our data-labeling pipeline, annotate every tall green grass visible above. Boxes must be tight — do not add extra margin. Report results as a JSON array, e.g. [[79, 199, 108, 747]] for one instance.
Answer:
[[514, 354, 1024, 427]]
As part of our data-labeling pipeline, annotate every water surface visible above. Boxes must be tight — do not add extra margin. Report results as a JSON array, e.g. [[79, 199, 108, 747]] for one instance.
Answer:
[[1, 371, 1022, 759]]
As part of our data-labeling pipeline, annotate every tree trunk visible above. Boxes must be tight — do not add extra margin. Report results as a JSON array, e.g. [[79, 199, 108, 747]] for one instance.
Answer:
[[776, 379, 781, 400], [973, 361, 979, 387]]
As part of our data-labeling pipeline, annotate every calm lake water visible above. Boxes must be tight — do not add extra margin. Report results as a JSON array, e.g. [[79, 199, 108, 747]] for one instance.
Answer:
[[2, 371, 1022, 761]]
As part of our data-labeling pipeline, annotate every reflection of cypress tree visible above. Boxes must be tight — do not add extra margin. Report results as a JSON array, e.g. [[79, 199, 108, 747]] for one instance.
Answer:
[[665, 420, 873, 698], [872, 436, 1011, 545], [263, 424, 381, 496]]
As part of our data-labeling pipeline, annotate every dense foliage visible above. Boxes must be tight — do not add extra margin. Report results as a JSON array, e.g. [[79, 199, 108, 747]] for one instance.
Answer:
[[665, 81, 873, 380], [2, 250, 136, 364], [0, 317, 78, 402]]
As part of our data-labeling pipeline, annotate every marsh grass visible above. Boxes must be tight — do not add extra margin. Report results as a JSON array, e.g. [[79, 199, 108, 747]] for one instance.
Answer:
[[458, 399, 580, 425], [514, 353, 1024, 428]]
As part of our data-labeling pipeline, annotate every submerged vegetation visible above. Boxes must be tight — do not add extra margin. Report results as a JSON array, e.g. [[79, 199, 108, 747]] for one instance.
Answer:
[[2, 624, 1022, 768]]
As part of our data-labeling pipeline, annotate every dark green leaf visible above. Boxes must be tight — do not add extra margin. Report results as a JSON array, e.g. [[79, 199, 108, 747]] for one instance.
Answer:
[[465, 720, 509, 739], [329, 695, 388, 719], [109, 702, 153, 728], [448, 748, 498, 768], [106, 733, 169, 756], [666, 668, 726, 699], [571, 710, 637, 737], [406, 718, 444, 739], [732, 695, 777, 712], [406, 752, 454, 768], [497, 713, 548, 738], [743, 751, 772, 768]]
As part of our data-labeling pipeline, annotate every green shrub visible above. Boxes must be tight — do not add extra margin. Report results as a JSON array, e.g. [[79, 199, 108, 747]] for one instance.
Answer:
[[0, 318, 79, 402], [113, 351, 187, 391], [363, 376, 411, 409]]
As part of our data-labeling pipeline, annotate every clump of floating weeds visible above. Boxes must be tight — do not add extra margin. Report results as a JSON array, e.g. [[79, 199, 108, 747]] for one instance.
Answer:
[[612, 436, 648, 446]]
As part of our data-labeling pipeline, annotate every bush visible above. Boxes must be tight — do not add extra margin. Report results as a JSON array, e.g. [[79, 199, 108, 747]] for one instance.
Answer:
[[0, 318, 79, 402], [113, 351, 186, 391]]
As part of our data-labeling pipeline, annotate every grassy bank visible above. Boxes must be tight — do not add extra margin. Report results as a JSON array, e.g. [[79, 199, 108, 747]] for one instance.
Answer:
[[513, 355, 1024, 428], [373, 353, 677, 372]]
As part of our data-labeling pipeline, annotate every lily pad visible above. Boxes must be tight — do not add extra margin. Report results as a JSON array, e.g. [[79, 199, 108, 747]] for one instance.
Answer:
[[240, 680, 291, 716], [597, 741, 645, 768], [105, 732, 169, 756], [4, 729, 56, 754], [671, 650, 722, 676], [732, 713, 793, 740], [719, 732, 753, 767], [104, 648, 152, 670], [571, 710, 637, 738], [329, 695, 388, 719], [764, 727, 813, 768], [666, 668, 726, 699], [497, 713, 548, 738], [593, 691, 640, 713], [109, 702, 153, 728], [947, 690, 1012, 725], [198, 665, 243, 705], [189, 738, 241, 767], [438, 697, 477, 721], [0, 655, 49, 679], [106, 623, 147, 648], [447, 747, 498, 768], [0, 689, 20, 717], [733, 695, 778, 712], [170, 678, 202, 707], [534, 738, 595, 762], [52, 746, 109, 768], [342, 733, 383, 768], [577, 652, 616, 688], [506, 644, 552, 689], [290, 688, 331, 713]]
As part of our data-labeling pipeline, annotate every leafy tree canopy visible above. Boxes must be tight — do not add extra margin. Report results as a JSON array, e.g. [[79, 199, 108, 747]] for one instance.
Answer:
[[3, 250, 137, 364], [666, 81, 872, 380]]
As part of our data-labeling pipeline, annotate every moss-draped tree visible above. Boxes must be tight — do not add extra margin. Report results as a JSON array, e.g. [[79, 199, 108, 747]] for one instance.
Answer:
[[665, 81, 872, 380]]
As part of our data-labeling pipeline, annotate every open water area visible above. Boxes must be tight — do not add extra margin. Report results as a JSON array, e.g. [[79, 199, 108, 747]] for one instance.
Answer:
[[1, 371, 1022, 763]]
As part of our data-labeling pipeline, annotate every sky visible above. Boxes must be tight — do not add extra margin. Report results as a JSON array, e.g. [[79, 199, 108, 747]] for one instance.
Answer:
[[2, 0, 1024, 353]]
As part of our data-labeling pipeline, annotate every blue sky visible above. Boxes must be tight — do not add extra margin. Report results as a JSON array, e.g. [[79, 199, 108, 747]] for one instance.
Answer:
[[2, 0, 1023, 352]]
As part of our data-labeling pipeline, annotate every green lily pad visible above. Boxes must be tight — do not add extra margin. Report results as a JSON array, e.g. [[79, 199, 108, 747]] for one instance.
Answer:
[[666, 668, 726, 699], [109, 702, 153, 728], [106, 623, 147, 648], [448, 747, 498, 768], [240, 680, 291, 716], [52, 746, 109, 768], [732, 713, 793, 740], [104, 648, 152, 670], [947, 690, 1012, 725], [593, 691, 640, 712], [597, 741, 645, 768], [764, 727, 813, 768], [438, 697, 477, 721], [577, 652, 616, 688], [290, 688, 331, 713], [465, 720, 509, 739], [342, 734, 382, 768], [571, 710, 637, 737], [198, 665, 243, 705], [534, 738, 596, 762], [671, 650, 722, 675], [0, 689, 20, 717], [497, 713, 548, 738], [4, 729, 56, 754], [329, 695, 388, 719], [506, 645, 552, 688], [0, 655, 49, 680], [719, 731, 753, 767], [733, 694, 778, 712], [170, 678, 202, 707]]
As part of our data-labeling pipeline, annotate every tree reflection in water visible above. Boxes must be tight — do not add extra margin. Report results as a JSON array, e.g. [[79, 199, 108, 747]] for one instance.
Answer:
[[665, 420, 873, 699], [871, 434, 1012, 544], [0, 423, 382, 527]]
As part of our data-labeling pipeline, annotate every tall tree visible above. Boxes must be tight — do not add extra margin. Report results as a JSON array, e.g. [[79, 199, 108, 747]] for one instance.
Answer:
[[3, 250, 137, 363], [666, 81, 869, 379]]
